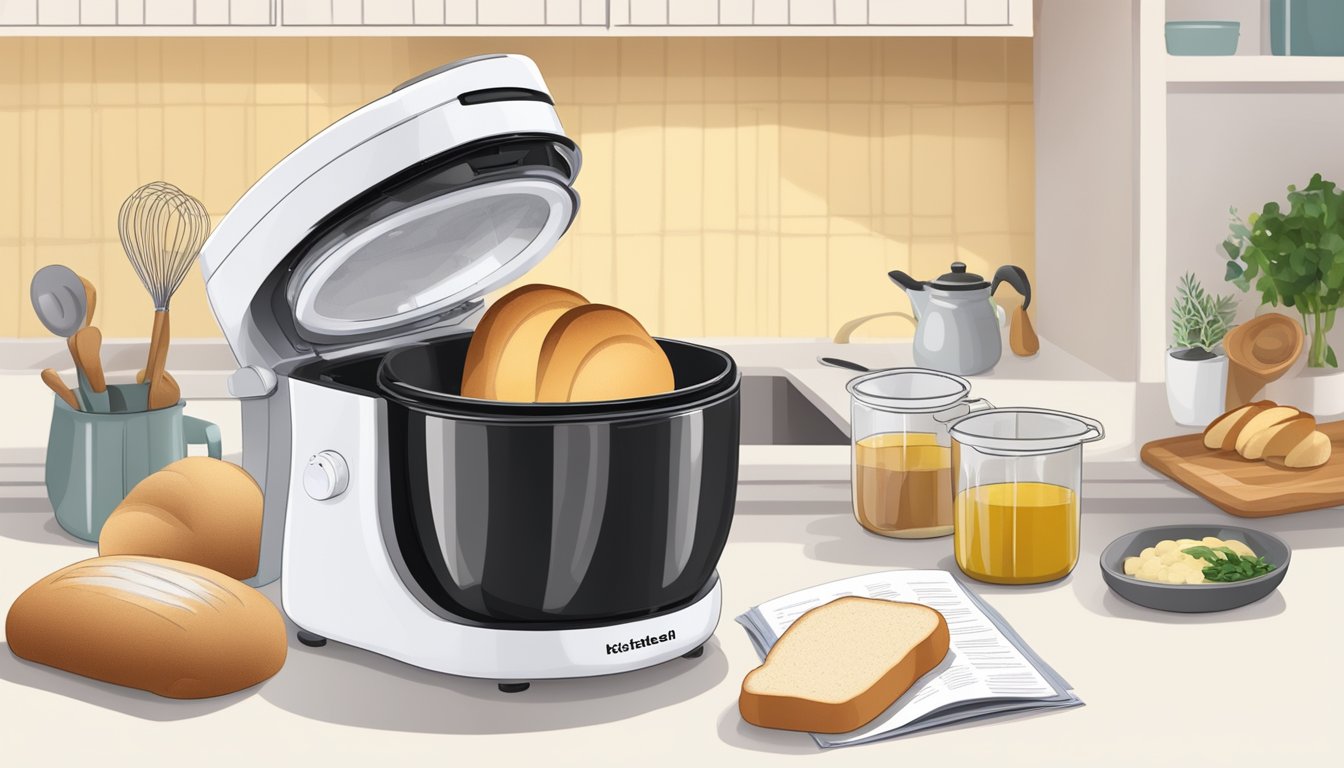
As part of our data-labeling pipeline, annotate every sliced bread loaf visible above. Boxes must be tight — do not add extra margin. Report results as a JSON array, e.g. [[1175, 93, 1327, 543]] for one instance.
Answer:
[[739, 596, 950, 734], [1203, 401, 1272, 451]]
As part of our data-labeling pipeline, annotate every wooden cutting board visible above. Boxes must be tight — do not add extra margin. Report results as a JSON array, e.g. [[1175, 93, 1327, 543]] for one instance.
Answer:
[[1141, 420, 1344, 517]]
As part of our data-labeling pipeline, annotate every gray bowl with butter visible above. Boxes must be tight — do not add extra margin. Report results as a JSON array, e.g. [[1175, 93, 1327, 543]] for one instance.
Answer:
[[1100, 524, 1290, 613]]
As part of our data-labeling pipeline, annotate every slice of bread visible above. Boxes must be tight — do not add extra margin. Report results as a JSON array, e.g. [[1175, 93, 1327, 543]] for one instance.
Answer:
[[1284, 429, 1331, 469], [1238, 414, 1316, 460], [1232, 406, 1300, 455], [535, 304, 675, 402], [739, 597, 950, 734], [460, 284, 587, 401], [1203, 401, 1272, 451]]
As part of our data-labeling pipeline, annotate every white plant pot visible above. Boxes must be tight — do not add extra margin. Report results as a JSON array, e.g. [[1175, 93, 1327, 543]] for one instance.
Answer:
[[1165, 353, 1228, 426]]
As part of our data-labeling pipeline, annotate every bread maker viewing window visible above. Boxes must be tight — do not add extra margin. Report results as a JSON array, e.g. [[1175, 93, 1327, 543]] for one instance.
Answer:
[[283, 138, 578, 343]]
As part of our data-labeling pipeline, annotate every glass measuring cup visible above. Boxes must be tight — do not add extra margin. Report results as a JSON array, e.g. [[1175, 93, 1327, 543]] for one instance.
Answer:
[[948, 408, 1105, 584], [846, 368, 992, 538]]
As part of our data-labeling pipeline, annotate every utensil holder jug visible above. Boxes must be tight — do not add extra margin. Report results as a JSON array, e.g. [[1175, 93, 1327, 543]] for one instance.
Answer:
[[45, 383, 221, 542]]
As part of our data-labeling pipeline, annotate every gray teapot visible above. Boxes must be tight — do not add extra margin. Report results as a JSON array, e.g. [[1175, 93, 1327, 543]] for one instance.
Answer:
[[888, 261, 1031, 375]]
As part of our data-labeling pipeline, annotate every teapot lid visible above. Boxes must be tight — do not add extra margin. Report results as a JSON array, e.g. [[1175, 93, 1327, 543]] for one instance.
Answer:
[[929, 262, 988, 291]]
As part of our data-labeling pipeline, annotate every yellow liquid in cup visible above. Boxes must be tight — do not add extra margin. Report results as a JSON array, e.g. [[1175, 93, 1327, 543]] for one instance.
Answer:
[[853, 432, 953, 538], [954, 482, 1079, 584]]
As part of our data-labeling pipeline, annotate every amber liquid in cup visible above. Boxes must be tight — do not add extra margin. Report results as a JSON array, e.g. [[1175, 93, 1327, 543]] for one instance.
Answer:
[[854, 432, 953, 538], [954, 482, 1079, 584]]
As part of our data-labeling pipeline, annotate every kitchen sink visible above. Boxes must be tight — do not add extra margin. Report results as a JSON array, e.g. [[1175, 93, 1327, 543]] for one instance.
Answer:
[[739, 374, 848, 446]]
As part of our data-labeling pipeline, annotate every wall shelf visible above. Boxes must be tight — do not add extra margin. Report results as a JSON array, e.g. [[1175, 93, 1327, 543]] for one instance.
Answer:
[[1168, 55, 1344, 84]]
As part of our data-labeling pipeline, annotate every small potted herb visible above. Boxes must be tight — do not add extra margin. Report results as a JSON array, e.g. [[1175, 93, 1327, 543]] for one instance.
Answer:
[[1223, 173, 1344, 368], [1167, 273, 1237, 426]]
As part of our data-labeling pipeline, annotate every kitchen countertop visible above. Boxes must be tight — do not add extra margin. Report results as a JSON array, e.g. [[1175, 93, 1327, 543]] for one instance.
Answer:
[[2, 337, 1339, 763], [1, 497, 1339, 764]]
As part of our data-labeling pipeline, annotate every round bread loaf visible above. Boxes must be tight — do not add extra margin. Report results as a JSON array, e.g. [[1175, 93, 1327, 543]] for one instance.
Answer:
[[99, 456, 263, 581], [535, 304, 675, 402], [460, 283, 588, 401], [5, 555, 287, 699]]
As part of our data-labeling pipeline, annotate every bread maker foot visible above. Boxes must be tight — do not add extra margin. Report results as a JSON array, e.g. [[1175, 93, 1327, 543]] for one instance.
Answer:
[[683, 645, 705, 659], [498, 682, 530, 694], [297, 630, 328, 648]]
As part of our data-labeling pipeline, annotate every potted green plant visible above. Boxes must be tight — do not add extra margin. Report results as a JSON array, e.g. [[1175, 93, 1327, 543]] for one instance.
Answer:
[[1167, 273, 1236, 426], [1222, 173, 1344, 368]]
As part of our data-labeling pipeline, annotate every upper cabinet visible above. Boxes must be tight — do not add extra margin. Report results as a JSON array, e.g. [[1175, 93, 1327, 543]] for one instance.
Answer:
[[281, 1, 609, 28], [0, 1, 275, 27], [1, 0, 1032, 35], [611, 0, 1019, 31]]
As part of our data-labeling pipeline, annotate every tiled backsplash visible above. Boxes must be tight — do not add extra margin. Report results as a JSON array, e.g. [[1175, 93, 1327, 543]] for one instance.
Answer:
[[0, 36, 1033, 340]]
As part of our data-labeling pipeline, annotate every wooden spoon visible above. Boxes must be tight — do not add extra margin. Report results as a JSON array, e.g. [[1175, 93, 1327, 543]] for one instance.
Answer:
[[1224, 313, 1305, 409], [72, 327, 107, 393], [69, 277, 108, 412], [40, 368, 81, 411], [71, 327, 111, 412], [135, 368, 180, 394]]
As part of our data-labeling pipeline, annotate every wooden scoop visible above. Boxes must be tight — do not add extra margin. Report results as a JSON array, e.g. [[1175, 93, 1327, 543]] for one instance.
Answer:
[[1224, 313, 1305, 409]]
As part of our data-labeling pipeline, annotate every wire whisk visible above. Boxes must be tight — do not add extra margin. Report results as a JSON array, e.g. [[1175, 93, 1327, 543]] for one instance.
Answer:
[[118, 181, 211, 310], [117, 181, 211, 410]]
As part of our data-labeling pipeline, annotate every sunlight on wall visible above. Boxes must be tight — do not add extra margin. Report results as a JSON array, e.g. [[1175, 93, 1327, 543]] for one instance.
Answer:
[[0, 36, 1033, 339]]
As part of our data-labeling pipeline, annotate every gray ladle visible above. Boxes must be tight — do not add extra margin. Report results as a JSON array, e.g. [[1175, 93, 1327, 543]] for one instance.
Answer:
[[30, 265, 108, 412]]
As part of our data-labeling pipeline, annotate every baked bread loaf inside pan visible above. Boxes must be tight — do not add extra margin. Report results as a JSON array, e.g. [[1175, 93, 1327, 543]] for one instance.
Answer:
[[5, 555, 287, 699], [535, 304, 675, 402], [460, 283, 587, 401]]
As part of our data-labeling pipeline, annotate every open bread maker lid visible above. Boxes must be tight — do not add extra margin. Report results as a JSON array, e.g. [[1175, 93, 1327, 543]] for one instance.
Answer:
[[287, 174, 573, 340], [200, 54, 580, 369]]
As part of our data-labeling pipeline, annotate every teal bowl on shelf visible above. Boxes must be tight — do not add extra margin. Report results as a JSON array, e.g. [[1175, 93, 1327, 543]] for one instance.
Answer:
[[1166, 21, 1240, 55]]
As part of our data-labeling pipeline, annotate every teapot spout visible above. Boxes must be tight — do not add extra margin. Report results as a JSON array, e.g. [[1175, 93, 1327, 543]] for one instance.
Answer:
[[888, 270, 927, 318]]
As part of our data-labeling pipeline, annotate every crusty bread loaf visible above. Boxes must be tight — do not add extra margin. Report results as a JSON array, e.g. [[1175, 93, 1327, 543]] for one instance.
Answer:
[[535, 304, 675, 402], [1203, 401, 1272, 450], [460, 284, 587, 401], [739, 597, 950, 734], [5, 555, 286, 699], [99, 457, 263, 581]]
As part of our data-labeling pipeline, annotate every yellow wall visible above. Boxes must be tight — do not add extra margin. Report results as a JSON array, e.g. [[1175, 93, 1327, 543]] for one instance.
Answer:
[[0, 36, 1033, 340]]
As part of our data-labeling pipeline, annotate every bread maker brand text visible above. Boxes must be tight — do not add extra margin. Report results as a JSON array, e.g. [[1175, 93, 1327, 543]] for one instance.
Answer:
[[606, 630, 676, 655]]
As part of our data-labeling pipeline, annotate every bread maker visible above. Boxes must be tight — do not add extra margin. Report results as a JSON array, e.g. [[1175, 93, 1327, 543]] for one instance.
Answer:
[[199, 55, 740, 690]]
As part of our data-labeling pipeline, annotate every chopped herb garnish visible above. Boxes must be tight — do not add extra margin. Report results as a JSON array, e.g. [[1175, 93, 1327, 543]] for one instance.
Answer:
[[1181, 546, 1275, 583]]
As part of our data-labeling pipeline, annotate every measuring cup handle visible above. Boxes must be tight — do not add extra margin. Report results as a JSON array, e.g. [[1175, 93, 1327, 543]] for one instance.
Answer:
[[933, 398, 995, 424]]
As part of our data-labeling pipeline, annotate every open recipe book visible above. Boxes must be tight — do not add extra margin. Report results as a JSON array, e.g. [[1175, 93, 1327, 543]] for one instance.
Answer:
[[735, 569, 1083, 748]]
